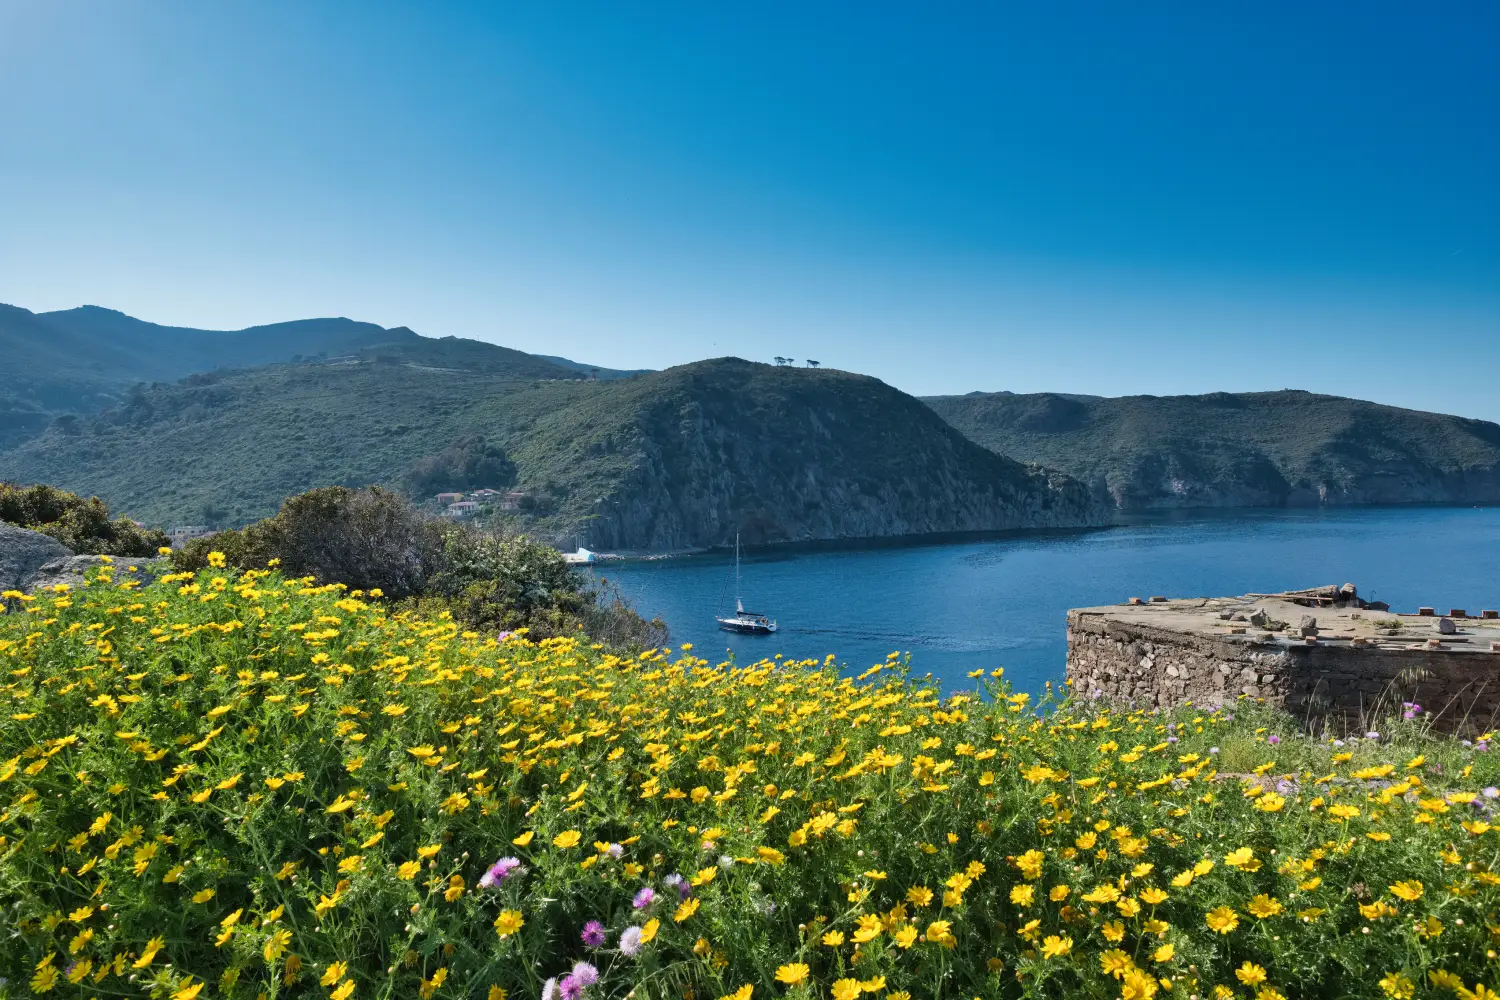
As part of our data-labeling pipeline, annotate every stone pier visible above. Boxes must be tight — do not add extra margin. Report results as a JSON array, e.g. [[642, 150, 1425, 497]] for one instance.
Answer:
[[1066, 585, 1500, 732]]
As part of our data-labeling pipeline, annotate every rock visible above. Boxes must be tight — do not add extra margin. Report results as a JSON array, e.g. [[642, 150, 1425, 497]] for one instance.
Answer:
[[27, 555, 111, 592], [1438, 617, 1457, 635], [1247, 608, 1269, 627], [0, 522, 72, 592], [1299, 615, 1318, 636]]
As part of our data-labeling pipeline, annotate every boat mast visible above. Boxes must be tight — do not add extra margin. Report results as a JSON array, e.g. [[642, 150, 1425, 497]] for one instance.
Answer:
[[735, 533, 743, 614]]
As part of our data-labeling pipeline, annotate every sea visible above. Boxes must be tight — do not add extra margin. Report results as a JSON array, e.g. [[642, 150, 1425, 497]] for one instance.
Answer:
[[592, 506, 1500, 693]]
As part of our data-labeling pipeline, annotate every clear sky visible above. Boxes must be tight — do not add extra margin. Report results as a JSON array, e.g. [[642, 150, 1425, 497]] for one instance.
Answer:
[[3, 2, 1497, 418]]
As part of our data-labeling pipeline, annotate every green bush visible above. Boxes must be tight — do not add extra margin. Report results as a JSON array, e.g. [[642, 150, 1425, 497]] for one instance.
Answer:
[[175, 486, 665, 648], [0, 481, 169, 556], [419, 527, 667, 648], [175, 486, 444, 598]]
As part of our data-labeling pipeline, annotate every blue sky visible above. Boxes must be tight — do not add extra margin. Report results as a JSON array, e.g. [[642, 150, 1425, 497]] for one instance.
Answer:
[[2, 2, 1497, 417]]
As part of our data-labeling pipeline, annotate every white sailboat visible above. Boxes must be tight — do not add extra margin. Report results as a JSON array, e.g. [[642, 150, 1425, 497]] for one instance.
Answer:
[[715, 534, 778, 634]]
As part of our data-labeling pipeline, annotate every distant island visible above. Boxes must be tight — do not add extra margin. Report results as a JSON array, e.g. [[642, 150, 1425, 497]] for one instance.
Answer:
[[923, 390, 1500, 509], [3, 302, 1498, 550]]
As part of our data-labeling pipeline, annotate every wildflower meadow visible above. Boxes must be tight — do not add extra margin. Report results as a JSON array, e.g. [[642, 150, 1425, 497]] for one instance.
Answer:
[[1, 556, 1498, 999]]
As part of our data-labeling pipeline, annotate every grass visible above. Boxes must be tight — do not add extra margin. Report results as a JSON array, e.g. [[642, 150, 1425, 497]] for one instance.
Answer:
[[2, 559, 1498, 999]]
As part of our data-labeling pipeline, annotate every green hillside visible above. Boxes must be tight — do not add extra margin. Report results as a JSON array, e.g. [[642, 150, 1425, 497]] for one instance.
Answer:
[[924, 389, 1500, 508], [0, 357, 1103, 548], [0, 303, 630, 448]]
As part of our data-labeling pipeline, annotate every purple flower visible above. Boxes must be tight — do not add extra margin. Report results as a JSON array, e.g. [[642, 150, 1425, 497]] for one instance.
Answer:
[[558, 976, 583, 1000], [480, 856, 523, 888], [619, 926, 644, 957], [632, 887, 656, 909], [662, 873, 683, 888], [542, 979, 558, 1000], [677, 881, 693, 901], [571, 962, 599, 987], [1267, 735, 1280, 745], [1484, 787, 1500, 799], [607, 843, 623, 860], [580, 920, 606, 949], [1366, 731, 1381, 740]]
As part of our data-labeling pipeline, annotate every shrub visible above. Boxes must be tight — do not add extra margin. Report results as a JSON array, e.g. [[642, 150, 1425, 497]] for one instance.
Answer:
[[175, 486, 445, 599], [419, 527, 667, 648], [0, 481, 168, 556], [176, 487, 665, 647]]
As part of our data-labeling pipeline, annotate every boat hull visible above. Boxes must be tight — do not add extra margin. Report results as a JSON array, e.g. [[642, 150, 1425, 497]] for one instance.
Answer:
[[717, 618, 778, 634]]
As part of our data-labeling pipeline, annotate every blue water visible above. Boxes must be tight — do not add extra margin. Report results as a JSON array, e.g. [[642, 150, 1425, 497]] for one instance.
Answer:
[[593, 506, 1500, 692]]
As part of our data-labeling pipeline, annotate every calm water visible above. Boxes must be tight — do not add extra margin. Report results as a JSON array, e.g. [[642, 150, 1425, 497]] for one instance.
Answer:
[[594, 506, 1500, 692]]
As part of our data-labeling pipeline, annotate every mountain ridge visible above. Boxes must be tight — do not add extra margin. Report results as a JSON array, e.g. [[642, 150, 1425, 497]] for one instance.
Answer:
[[923, 388, 1500, 508], [0, 347, 1106, 546]]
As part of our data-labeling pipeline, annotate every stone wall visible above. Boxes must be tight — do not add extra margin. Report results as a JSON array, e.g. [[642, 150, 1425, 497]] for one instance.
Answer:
[[1067, 611, 1500, 733]]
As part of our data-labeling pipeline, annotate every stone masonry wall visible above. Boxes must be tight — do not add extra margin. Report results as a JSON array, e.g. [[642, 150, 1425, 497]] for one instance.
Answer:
[[1067, 612, 1500, 732]]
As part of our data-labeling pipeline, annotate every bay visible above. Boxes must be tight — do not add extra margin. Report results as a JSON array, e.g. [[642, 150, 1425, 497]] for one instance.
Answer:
[[593, 506, 1500, 692]]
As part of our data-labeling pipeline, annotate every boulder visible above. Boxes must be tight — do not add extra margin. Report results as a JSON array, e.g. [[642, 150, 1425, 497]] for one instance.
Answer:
[[1247, 608, 1269, 628], [28, 555, 111, 592], [1299, 614, 1319, 637], [0, 521, 72, 592], [1438, 617, 1458, 635]]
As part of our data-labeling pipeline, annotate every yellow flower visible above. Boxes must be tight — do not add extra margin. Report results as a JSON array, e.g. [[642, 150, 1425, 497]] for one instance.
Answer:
[[905, 886, 933, 907], [1152, 943, 1175, 963], [892, 925, 919, 948], [174, 981, 205, 1000], [1235, 962, 1267, 985], [1246, 894, 1283, 919], [263, 928, 292, 961], [1205, 906, 1239, 934], [321, 962, 348, 986], [675, 897, 701, 922], [640, 918, 660, 943], [1224, 847, 1258, 870], [512, 831, 535, 846], [1389, 880, 1423, 901], [1139, 887, 1169, 905], [831, 979, 861, 1000], [331, 980, 356, 1000], [1010, 883, 1035, 906], [494, 910, 525, 938], [822, 929, 845, 947], [1039, 934, 1073, 959], [718, 986, 753, 1000], [1378, 973, 1415, 999], [775, 963, 810, 985], [1100, 950, 1133, 978], [191, 888, 216, 903], [552, 830, 582, 849], [397, 861, 421, 880]]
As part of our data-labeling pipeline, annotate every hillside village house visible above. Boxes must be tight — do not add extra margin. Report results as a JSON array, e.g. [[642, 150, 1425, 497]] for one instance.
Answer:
[[442, 501, 480, 519], [435, 492, 464, 505], [167, 525, 216, 548]]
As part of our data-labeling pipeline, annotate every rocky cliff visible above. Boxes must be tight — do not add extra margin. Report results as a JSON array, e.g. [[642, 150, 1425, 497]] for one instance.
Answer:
[[527, 360, 1107, 550], [924, 389, 1500, 509]]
